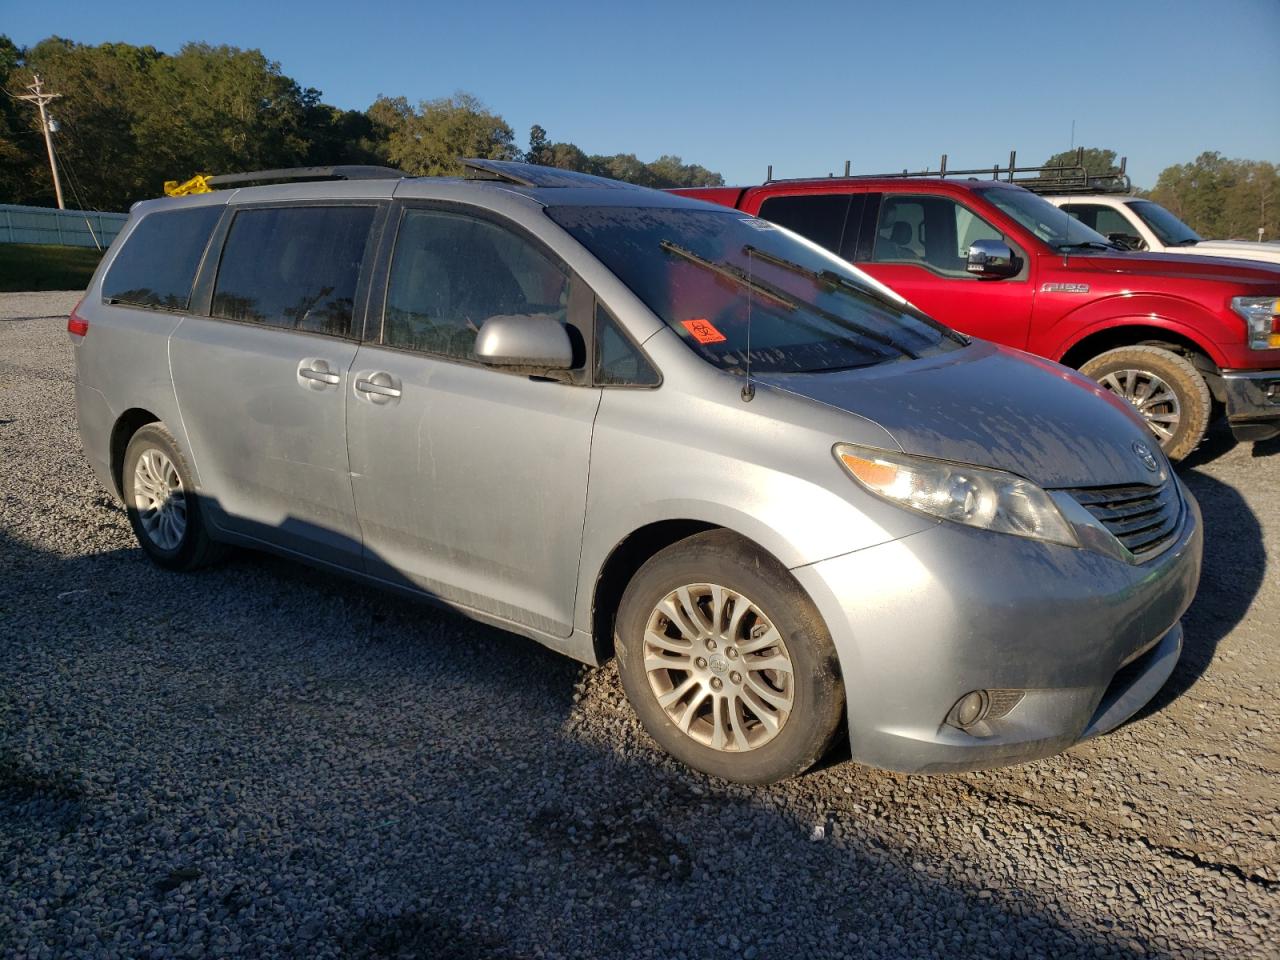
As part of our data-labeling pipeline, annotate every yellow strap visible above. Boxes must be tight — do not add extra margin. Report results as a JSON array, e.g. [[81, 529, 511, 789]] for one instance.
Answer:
[[162, 174, 215, 197]]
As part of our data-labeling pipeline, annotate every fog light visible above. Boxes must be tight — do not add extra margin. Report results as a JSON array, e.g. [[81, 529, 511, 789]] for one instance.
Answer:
[[953, 690, 990, 728]]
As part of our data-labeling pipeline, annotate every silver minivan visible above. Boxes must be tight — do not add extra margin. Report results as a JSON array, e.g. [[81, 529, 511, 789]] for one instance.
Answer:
[[72, 161, 1202, 784]]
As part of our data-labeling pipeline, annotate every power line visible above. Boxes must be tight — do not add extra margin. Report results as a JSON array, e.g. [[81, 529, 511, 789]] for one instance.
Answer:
[[45, 135, 105, 250], [12, 74, 65, 209]]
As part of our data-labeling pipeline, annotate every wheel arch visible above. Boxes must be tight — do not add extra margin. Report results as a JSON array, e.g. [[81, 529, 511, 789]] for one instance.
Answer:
[[589, 520, 813, 664], [109, 408, 162, 497], [590, 520, 718, 663], [1056, 322, 1224, 382]]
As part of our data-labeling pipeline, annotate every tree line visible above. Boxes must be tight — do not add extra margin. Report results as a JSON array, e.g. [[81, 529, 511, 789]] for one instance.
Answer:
[[0, 36, 723, 212], [2, 36, 1274, 240]]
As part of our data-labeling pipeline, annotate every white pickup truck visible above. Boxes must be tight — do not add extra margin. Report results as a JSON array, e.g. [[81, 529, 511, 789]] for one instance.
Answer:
[[1045, 194, 1280, 266]]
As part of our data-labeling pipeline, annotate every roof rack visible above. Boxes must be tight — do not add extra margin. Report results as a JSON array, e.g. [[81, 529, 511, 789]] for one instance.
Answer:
[[764, 149, 1131, 195], [205, 165, 407, 187], [462, 158, 642, 190]]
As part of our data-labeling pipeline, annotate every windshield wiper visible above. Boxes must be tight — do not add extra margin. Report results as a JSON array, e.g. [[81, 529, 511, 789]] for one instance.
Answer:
[[1172, 238, 1201, 247], [659, 240, 797, 310], [663, 241, 908, 359], [1057, 240, 1122, 252], [742, 245, 963, 353]]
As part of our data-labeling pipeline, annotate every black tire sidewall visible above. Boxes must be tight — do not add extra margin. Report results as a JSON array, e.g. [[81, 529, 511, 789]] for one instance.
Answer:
[[121, 424, 207, 570], [1080, 346, 1211, 462], [615, 532, 844, 785]]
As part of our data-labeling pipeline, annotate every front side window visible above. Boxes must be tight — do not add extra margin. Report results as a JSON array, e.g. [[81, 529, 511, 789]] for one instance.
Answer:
[[1126, 200, 1201, 247], [382, 208, 570, 360], [869, 195, 1005, 277], [1061, 204, 1141, 243], [547, 204, 963, 375], [595, 302, 658, 386], [103, 205, 222, 310], [211, 205, 376, 336]]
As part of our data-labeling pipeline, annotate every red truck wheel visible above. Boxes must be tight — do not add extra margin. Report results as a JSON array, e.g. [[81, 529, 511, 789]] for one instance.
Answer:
[[1080, 346, 1212, 462]]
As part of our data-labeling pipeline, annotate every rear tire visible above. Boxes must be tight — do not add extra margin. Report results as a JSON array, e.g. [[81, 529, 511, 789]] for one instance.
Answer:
[[1079, 345, 1211, 462], [614, 530, 844, 784], [122, 423, 226, 571]]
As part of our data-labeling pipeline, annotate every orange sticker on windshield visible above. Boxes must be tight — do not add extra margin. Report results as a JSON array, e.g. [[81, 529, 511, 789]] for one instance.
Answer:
[[681, 318, 727, 344]]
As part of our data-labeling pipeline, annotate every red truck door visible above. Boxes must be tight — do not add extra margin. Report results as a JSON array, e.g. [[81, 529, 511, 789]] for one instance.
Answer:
[[851, 193, 1036, 349]]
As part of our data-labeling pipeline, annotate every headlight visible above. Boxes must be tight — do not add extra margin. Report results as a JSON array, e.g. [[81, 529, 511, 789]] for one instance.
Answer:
[[834, 443, 1078, 546], [1230, 296, 1280, 350]]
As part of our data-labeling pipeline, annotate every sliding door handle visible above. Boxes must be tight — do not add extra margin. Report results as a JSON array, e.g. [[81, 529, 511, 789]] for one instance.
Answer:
[[356, 378, 401, 398]]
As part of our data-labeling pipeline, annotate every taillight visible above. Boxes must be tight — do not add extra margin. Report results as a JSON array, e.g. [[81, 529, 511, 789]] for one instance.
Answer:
[[68, 299, 89, 338]]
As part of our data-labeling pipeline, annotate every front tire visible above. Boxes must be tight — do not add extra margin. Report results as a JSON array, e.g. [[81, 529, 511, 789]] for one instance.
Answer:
[[1079, 345, 1211, 462], [615, 530, 845, 784], [122, 423, 226, 571]]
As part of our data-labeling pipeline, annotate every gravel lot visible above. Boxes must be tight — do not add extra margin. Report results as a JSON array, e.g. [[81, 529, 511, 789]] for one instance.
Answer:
[[2, 291, 1277, 960]]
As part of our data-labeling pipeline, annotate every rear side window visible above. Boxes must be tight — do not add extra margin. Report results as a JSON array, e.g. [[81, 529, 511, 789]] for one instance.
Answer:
[[758, 194, 851, 254], [103, 205, 222, 310], [211, 205, 376, 336]]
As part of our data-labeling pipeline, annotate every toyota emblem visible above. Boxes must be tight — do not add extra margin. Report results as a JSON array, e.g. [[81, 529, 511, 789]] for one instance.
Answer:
[[1132, 440, 1159, 472]]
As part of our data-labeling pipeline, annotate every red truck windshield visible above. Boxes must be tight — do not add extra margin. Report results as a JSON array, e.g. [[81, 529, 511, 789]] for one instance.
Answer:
[[977, 187, 1119, 252], [548, 205, 964, 374]]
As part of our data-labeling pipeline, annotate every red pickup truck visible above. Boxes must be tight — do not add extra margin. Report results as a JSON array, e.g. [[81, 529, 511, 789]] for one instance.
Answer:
[[674, 176, 1280, 460]]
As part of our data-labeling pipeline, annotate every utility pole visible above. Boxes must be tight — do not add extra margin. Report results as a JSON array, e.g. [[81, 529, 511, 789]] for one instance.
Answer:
[[15, 75, 65, 209]]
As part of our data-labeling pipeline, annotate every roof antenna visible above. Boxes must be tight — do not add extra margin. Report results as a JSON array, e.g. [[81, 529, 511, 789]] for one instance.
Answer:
[[742, 249, 756, 402]]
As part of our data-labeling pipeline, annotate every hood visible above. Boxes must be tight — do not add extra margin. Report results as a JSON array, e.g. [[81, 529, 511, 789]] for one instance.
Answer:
[[1181, 240, 1280, 266], [757, 341, 1164, 489], [1061, 249, 1280, 288]]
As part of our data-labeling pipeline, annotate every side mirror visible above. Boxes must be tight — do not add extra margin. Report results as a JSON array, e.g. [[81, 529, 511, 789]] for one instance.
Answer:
[[1107, 232, 1145, 251], [475, 314, 574, 372], [966, 239, 1019, 278]]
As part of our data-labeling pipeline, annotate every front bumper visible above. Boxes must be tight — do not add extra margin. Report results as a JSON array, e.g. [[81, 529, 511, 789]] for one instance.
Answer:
[[1221, 369, 1280, 441], [791, 480, 1202, 774]]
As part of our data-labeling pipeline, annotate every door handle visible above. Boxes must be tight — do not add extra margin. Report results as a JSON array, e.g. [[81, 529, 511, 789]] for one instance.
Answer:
[[300, 368, 341, 385], [356, 378, 402, 398]]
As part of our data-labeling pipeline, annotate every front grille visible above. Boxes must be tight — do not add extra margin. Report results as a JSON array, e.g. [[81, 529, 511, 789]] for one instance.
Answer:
[[1065, 480, 1182, 560]]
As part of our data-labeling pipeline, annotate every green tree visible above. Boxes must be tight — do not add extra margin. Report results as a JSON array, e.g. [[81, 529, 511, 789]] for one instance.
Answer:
[[17, 37, 163, 209], [372, 92, 516, 176], [645, 154, 723, 188], [0, 35, 42, 204], [1042, 147, 1120, 178], [1149, 152, 1279, 240], [525, 123, 549, 165], [525, 123, 724, 187], [0, 36, 726, 210], [136, 43, 312, 191], [11, 38, 321, 208]]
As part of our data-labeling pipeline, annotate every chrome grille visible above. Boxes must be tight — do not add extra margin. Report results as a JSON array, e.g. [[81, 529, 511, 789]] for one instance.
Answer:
[[1066, 480, 1182, 560]]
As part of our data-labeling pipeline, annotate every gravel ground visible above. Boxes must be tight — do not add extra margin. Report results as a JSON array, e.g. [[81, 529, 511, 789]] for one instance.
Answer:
[[1, 292, 1277, 960]]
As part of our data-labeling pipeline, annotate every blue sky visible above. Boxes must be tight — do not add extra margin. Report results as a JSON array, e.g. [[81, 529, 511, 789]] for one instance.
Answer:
[[7, 0, 1278, 187]]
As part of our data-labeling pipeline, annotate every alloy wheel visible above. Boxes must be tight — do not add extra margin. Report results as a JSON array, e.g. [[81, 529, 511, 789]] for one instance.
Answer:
[[1097, 368, 1182, 443], [132, 448, 187, 551], [643, 583, 795, 752]]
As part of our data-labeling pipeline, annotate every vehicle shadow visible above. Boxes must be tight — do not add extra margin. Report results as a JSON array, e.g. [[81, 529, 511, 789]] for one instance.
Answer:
[[1182, 419, 1280, 468], [0, 508, 1189, 960], [1129, 456, 1267, 721]]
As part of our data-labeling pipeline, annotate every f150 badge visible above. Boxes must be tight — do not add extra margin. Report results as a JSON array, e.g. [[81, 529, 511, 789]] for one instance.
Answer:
[[1041, 282, 1090, 294]]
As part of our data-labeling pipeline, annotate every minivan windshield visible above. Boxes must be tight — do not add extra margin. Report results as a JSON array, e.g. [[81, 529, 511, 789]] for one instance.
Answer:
[[1127, 200, 1201, 246], [976, 187, 1118, 252], [547, 205, 964, 374]]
